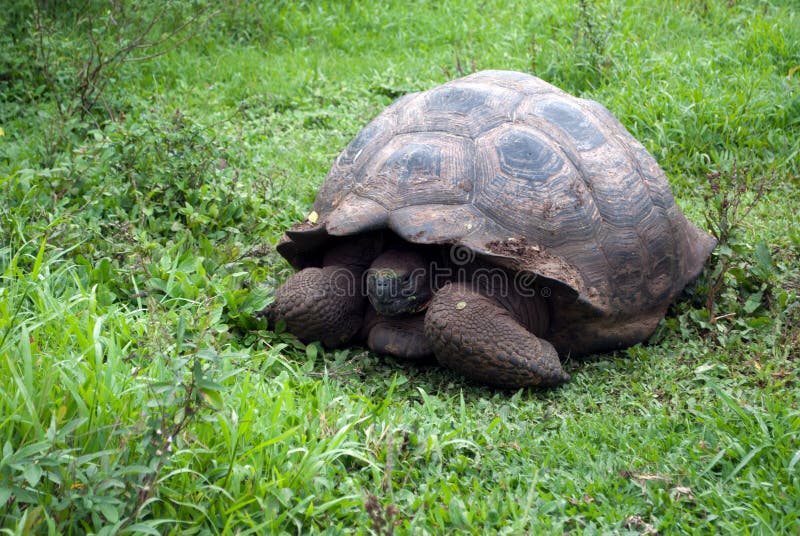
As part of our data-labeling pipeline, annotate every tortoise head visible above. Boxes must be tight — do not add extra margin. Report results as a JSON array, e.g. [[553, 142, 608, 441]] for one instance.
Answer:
[[366, 249, 432, 316]]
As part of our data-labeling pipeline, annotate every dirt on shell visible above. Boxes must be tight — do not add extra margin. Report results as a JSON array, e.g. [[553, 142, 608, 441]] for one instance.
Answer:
[[290, 220, 320, 232], [485, 237, 587, 297]]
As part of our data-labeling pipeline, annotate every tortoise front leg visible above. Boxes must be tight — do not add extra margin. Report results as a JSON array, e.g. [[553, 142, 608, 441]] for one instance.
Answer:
[[424, 283, 569, 388], [365, 310, 432, 360], [262, 266, 365, 348]]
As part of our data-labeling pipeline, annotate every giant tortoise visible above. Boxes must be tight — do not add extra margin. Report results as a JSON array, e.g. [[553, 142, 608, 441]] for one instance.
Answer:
[[262, 70, 715, 388]]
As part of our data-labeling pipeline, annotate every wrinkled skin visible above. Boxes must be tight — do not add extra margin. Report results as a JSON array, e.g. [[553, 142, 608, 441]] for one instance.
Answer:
[[262, 243, 569, 389], [365, 250, 432, 316]]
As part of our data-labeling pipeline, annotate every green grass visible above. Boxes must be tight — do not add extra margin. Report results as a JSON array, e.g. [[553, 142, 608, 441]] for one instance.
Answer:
[[1, 0, 799, 533]]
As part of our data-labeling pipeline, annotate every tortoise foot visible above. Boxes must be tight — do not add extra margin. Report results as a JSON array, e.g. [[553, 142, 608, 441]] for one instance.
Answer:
[[262, 266, 365, 348], [424, 283, 569, 388], [366, 311, 432, 360]]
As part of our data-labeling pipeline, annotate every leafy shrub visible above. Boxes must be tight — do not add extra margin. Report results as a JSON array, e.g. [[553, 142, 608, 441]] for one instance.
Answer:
[[658, 161, 797, 353]]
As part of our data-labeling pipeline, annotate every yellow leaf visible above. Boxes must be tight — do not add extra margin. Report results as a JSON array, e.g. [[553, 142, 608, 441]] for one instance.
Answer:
[[308, 211, 319, 223], [0, 127, 5, 137]]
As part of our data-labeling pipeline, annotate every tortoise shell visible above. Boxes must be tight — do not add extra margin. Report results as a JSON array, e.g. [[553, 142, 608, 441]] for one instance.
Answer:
[[276, 70, 715, 355]]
